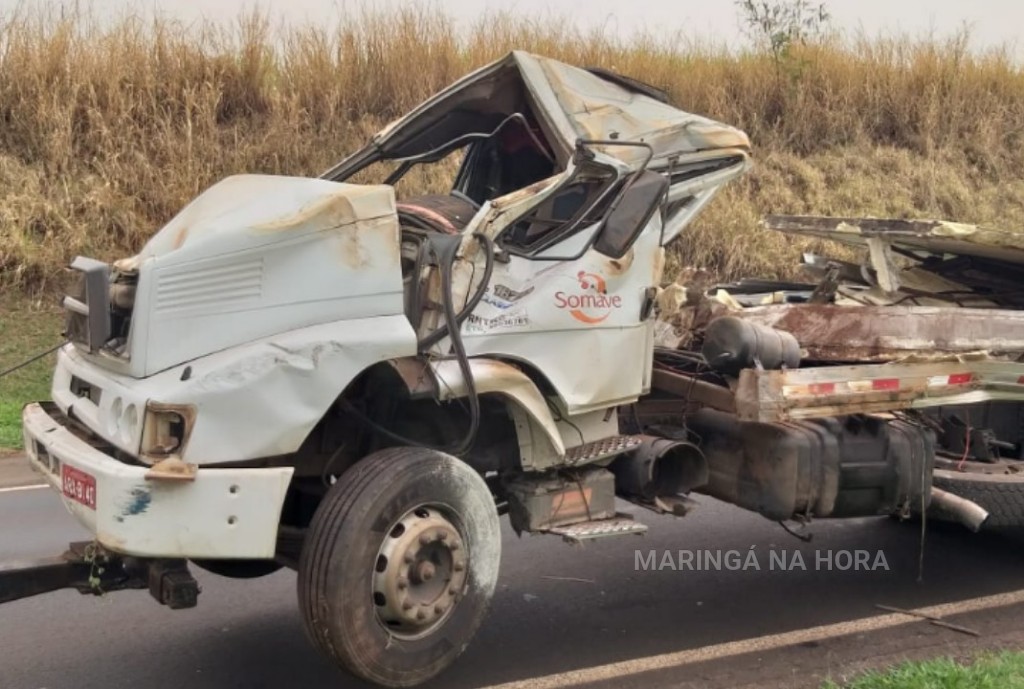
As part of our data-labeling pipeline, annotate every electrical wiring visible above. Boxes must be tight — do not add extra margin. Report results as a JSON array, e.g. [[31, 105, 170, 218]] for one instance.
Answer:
[[344, 232, 495, 457]]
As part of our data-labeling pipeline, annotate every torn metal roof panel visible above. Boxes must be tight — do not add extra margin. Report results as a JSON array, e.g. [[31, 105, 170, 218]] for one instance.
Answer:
[[765, 215, 1024, 266], [332, 51, 751, 173]]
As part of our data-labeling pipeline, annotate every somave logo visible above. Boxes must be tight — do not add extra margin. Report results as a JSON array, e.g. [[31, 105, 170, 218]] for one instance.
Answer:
[[554, 271, 622, 324]]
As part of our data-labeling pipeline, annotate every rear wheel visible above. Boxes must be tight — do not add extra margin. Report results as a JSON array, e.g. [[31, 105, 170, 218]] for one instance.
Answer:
[[298, 446, 501, 688], [931, 468, 1024, 535]]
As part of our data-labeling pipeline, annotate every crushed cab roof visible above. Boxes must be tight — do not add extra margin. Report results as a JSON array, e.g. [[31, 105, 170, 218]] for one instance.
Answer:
[[328, 51, 750, 176]]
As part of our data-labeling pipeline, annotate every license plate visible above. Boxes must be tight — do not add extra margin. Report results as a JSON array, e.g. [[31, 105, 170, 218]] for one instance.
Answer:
[[62, 465, 96, 510]]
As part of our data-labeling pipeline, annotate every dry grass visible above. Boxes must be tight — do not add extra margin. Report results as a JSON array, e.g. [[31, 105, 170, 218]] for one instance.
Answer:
[[1, 5, 1024, 290]]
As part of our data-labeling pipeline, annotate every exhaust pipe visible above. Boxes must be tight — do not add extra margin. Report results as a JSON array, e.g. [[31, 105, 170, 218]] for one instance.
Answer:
[[929, 487, 990, 532], [611, 437, 707, 514]]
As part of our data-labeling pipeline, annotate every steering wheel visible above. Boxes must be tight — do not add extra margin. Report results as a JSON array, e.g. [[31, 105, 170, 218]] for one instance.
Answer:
[[449, 190, 481, 211]]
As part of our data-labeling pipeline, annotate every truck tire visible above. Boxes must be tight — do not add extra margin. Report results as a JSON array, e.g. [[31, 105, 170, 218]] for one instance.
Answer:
[[297, 446, 501, 688], [931, 469, 1024, 534]]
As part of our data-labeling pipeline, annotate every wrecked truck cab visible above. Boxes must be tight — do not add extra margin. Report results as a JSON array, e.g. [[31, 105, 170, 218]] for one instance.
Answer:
[[16, 51, 763, 688], [13, 47, 1024, 689]]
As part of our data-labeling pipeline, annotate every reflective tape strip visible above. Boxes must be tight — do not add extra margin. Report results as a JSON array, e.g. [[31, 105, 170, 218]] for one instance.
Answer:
[[784, 372, 987, 400], [927, 373, 974, 387]]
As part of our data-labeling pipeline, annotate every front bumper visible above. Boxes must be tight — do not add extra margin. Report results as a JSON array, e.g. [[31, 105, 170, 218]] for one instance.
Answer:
[[22, 402, 294, 559]]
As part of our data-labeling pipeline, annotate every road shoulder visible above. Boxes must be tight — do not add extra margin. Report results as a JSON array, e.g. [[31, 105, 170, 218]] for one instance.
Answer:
[[0, 454, 45, 489]]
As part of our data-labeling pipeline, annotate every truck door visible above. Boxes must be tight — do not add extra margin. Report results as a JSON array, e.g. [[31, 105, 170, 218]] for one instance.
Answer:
[[461, 167, 668, 414]]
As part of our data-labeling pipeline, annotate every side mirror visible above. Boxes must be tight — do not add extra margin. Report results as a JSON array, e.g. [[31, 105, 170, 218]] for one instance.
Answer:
[[593, 170, 668, 259]]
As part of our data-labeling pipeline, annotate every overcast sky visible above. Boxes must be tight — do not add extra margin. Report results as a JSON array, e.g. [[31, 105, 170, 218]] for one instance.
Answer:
[[3, 1, 1021, 55]]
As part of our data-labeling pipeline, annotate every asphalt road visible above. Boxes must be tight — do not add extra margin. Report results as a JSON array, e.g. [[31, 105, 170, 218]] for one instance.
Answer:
[[2, 485, 1024, 689]]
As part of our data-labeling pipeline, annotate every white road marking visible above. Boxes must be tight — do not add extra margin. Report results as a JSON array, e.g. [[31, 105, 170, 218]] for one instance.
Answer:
[[476, 588, 1024, 689], [0, 483, 48, 493]]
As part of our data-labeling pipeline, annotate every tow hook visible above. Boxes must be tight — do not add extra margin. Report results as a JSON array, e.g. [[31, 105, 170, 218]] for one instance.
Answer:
[[0, 541, 200, 610]]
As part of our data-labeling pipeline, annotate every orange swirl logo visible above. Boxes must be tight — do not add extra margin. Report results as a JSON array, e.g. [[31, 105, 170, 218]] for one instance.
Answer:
[[554, 271, 622, 324]]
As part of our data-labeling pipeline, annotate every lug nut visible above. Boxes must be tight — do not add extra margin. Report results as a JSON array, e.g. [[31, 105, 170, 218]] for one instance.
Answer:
[[438, 532, 448, 541], [403, 554, 414, 564], [419, 534, 432, 545], [397, 577, 408, 590], [434, 604, 446, 614], [416, 610, 426, 621], [453, 562, 464, 573], [402, 602, 413, 611]]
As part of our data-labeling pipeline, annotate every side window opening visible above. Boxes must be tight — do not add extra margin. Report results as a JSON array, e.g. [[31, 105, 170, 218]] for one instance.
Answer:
[[347, 149, 466, 201], [499, 165, 620, 255], [456, 117, 558, 205]]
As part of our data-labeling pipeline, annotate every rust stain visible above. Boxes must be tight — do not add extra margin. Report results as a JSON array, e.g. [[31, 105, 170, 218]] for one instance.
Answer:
[[490, 175, 560, 211], [606, 248, 635, 276], [253, 193, 358, 234], [686, 123, 751, 151], [735, 304, 1024, 362], [145, 457, 197, 482], [172, 224, 190, 250], [113, 255, 142, 273], [651, 247, 666, 283], [335, 214, 399, 270]]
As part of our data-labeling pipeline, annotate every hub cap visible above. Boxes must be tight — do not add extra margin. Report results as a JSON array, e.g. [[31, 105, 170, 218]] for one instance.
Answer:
[[373, 506, 468, 638]]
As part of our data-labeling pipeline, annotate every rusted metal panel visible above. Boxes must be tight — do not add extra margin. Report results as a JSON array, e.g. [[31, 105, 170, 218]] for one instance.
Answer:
[[735, 360, 1024, 423], [765, 215, 1024, 266], [650, 368, 736, 412], [732, 304, 1024, 362]]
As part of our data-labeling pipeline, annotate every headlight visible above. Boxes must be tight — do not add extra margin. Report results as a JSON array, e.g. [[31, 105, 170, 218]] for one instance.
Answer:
[[107, 397, 123, 436], [120, 403, 139, 445], [141, 403, 196, 461], [106, 397, 138, 445]]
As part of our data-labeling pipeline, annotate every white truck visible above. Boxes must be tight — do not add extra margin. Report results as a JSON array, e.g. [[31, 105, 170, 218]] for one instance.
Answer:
[[6, 52, 1024, 687]]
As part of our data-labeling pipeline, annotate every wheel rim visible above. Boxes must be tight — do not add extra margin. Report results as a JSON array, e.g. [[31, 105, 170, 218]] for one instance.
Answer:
[[372, 505, 468, 639]]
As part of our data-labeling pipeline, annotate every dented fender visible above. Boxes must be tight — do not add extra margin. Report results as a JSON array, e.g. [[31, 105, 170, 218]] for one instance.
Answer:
[[392, 357, 566, 470], [163, 316, 417, 463], [55, 316, 417, 465]]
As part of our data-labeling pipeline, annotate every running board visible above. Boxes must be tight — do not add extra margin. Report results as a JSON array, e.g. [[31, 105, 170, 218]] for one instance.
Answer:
[[564, 435, 644, 467], [547, 513, 648, 544]]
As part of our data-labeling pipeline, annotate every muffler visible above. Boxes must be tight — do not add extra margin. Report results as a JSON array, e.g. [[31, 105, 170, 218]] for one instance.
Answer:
[[611, 436, 707, 515], [929, 487, 989, 532]]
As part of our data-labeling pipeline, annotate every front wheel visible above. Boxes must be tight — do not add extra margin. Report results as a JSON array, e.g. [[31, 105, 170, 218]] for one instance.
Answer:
[[298, 446, 501, 688]]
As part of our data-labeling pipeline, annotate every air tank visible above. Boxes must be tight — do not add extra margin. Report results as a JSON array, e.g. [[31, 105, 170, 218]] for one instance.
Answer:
[[701, 316, 800, 375]]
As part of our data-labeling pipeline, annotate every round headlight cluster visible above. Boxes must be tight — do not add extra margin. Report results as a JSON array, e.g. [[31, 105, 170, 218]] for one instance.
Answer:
[[106, 397, 139, 446], [120, 403, 139, 445], [107, 397, 122, 436]]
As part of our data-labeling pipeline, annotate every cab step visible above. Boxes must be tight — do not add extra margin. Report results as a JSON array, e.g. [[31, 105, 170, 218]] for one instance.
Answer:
[[547, 513, 648, 544], [564, 434, 644, 467]]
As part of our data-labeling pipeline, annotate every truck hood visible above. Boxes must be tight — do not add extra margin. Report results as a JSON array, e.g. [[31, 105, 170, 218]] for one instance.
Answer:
[[126, 174, 396, 266], [116, 175, 408, 377]]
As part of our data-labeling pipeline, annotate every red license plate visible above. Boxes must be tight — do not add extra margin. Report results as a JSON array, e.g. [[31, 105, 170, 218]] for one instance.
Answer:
[[62, 465, 96, 510]]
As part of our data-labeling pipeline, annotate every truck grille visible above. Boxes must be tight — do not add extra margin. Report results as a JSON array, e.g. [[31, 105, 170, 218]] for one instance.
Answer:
[[62, 257, 136, 356], [63, 257, 111, 353]]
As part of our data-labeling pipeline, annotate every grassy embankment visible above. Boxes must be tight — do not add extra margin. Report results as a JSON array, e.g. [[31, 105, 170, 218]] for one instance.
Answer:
[[823, 652, 1024, 688], [2, 7, 1024, 447]]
